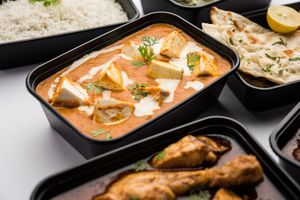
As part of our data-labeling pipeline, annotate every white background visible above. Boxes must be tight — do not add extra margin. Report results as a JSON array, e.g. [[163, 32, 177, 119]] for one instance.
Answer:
[[0, 0, 298, 199]]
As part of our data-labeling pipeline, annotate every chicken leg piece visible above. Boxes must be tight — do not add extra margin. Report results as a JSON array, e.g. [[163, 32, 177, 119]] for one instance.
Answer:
[[93, 155, 263, 200], [150, 135, 229, 169]]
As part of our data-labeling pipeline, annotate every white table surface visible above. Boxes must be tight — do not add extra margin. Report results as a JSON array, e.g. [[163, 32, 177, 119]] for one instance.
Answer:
[[0, 0, 298, 199]]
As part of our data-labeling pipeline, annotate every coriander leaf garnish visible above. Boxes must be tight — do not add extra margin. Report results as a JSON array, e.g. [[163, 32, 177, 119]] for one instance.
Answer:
[[272, 37, 287, 46], [142, 36, 158, 47], [133, 91, 148, 101], [104, 133, 113, 140], [134, 160, 150, 172], [189, 189, 211, 200], [132, 44, 156, 67], [265, 53, 280, 63], [138, 46, 156, 64], [132, 60, 146, 67], [86, 83, 94, 91], [29, 0, 61, 7], [187, 52, 200, 72], [86, 83, 103, 94], [130, 196, 139, 200], [128, 82, 147, 92], [128, 82, 149, 101], [289, 57, 300, 62], [155, 151, 166, 161], [91, 128, 111, 138]]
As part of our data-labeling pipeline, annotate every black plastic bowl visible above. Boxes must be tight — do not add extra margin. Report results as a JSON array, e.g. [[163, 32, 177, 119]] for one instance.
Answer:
[[226, 2, 300, 111], [26, 12, 240, 159], [141, 0, 271, 27], [31, 117, 300, 200], [270, 101, 300, 184], [0, 0, 139, 69]]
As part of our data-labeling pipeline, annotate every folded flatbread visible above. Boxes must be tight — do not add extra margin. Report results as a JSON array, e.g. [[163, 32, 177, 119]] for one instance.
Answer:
[[202, 7, 300, 84]]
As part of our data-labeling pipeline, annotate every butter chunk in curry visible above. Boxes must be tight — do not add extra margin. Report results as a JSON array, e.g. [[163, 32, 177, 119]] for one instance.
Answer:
[[36, 24, 231, 140]]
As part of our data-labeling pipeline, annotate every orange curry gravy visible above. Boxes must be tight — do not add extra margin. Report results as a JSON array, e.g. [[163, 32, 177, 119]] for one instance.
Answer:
[[36, 24, 231, 140]]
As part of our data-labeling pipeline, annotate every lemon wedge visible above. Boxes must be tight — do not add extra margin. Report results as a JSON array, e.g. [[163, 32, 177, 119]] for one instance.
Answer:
[[267, 6, 300, 34]]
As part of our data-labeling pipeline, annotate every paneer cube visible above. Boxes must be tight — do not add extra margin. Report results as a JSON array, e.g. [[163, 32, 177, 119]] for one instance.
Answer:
[[149, 60, 183, 79], [51, 77, 89, 108], [93, 98, 134, 125], [95, 62, 124, 91], [189, 52, 218, 76], [121, 41, 142, 60], [160, 31, 187, 58]]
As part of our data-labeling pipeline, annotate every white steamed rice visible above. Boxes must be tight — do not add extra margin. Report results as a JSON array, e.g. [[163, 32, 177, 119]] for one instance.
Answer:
[[0, 0, 128, 43]]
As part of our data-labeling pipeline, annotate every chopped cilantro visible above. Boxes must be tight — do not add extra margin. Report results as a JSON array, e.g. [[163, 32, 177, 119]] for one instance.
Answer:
[[265, 53, 280, 63], [289, 57, 300, 62], [86, 83, 103, 94], [272, 37, 287, 46], [130, 196, 139, 200], [91, 128, 111, 139], [138, 46, 156, 64], [262, 64, 274, 73], [134, 160, 150, 172], [104, 133, 113, 140], [155, 151, 166, 161], [132, 60, 146, 67], [187, 52, 200, 72], [128, 83, 149, 101], [29, 0, 60, 7], [142, 36, 158, 47]]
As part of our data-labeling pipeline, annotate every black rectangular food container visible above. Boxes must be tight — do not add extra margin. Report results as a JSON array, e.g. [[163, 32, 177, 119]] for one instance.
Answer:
[[26, 12, 240, 159], [226, 2, 300, 111], [141, 0, 271, 27], [31, 116, 300, 200], [270, 101, 300, 184], [0, 0, 139, 69]]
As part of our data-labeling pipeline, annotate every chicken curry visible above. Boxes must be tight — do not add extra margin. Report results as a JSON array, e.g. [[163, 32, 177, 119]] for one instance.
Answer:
[[36, 24, 231, 140], [53, 135, 284, 200]]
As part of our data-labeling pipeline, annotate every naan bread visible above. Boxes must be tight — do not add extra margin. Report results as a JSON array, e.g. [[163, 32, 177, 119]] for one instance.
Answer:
[[202, 7, 300, 84]]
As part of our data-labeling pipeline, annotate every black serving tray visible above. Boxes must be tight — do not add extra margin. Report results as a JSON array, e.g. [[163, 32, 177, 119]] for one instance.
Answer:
[[270, 101, 300, 184], [141, 0, 270, 27], [226, 2, 300, 111], [26, 12, 239, 158], [0, 0, 139, 69], [31, 116, 300, 200]]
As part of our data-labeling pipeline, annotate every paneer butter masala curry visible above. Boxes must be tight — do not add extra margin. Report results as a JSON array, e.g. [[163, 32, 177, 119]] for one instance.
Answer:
[[36, 24, 231, 140]]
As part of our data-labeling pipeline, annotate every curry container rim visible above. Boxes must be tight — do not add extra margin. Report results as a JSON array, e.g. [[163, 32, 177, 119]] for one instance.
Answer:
[[270, 101, 300, 169], [30, 116, 300, 200], [26, 11, 240, 145]]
